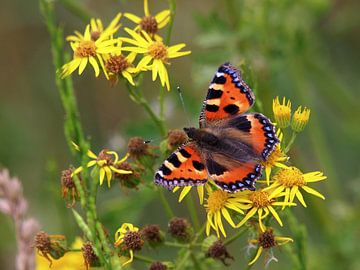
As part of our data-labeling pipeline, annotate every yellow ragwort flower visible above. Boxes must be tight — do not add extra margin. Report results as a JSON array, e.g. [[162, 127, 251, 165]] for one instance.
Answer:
[[36, 237, 85, 270], [114, 223, 141, 266], [72, 143, 132, 187], [121, 28, 191, 90], [273, 97, 291, 129], [103, 41, 138, 85], [270, 166, 326, 208], [291, 106, 311, 133], [60, 13, 122, 78], [124, 0, 170, 41], [248, 228, 293, 266], [261, 129, 289, 185], [204, 186, 246, 237], [236, 187, 295, 232], [172, 184, 205, 205]]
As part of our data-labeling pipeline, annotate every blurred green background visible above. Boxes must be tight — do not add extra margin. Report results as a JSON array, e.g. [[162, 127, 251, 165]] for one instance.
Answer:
[[1, 0, 359, 269]]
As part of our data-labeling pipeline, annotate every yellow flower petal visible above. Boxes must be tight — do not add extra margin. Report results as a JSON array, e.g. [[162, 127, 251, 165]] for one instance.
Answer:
[[267, 206, 283, 227], [221, 208, 236, 227], [179, 186, 192, 202], [78, 57, 88, 75], [197, 186, 204, 205], [144, 0, 150, 16], [237, 207, 257, 228], [155, 10, 171, 28], [216, 211, 226, 237], [124, 13, 142, 23], [295, 190, 307, 207], [88, 56, 100, 77], [301, 186, 325, 199], [248, 247, 263, 265], [99, 168, 105, 185], [122, 71, 135, 85]]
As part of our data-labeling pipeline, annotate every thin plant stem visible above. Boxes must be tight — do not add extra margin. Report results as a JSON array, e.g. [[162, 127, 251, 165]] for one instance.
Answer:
[[224, 227, 248, 246], [165, 0, 177, 45], [185, 195, 200, 231], [126, 83, 166, 136], [58, 0, 92, 22], [157, 187, 175, 218], [284, 131, 297, 154], [164, 241, 189, 248], [134, 254, 154, 264]]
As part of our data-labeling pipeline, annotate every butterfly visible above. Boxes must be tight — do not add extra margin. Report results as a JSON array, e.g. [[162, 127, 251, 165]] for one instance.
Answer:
[[154, 63, 279, 192]]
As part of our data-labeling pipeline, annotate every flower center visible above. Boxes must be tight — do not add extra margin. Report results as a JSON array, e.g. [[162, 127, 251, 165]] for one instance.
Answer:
[[258, 229, 276, 249], [261, 146, 284, 167], [123, 231, 144, 251], [105, 55, 131, 74], [148, 41, 168, 61], [249, 190, 271, 208], [140, 16, 158, 35], [206, 190, 229, 212], [75, 40, 97, 58], [97, 150, 113, 166], [273, 166, 305, 187]]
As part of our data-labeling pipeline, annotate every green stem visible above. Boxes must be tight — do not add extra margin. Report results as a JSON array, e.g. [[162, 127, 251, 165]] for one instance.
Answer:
[[133, 254, 154, 264], [126, 83, 166, 136], [190, 253, 202, 270], [164, 241, 189, 248], [58, 0, 92, 22], [224, 227, 248, 246], [165, 0, 177, 45], [157, 187, 175, 218], [185, 195, 200, 231], [284, 131, 297, 154]]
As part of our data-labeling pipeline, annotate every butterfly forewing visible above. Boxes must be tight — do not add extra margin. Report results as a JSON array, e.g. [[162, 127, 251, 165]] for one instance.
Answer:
[[199, 63, 255, 127], [154, 143, 208, 189]]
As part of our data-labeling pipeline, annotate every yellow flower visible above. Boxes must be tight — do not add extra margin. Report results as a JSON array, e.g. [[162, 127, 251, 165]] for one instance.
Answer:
[[72, 143, 132, 187], [121, 28, 191, 90], [248, 229, 293, 266], [236, 187, 295, 232], [273, 97, 291, 129], [114, 223, 143, 266], [204, 186, 246, 237], [291, 106, 311, 132], [124, 0, 170, 41], [270, 166, 326, 208], [60, 13, 122, 78], [172, 185, 205, 205], [36, 237, 85, 270], [261, 129, 289, 185], [103, 41, 138, 85]]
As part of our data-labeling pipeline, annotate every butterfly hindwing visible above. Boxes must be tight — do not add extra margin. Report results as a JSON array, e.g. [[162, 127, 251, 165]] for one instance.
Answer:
[[226, 113, 279, 160], [205, 156, 262, 192], [200, 63, 255, 127], [154, 143, 208, 189]]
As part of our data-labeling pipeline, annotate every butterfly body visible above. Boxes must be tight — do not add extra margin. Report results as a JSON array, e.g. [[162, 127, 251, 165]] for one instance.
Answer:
[[155, 63, 279, 193]]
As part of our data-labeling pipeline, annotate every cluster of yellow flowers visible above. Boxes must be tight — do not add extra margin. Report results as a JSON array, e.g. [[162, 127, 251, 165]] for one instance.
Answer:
[[172, 96, 326, 265], [60, 0, 190, 90]]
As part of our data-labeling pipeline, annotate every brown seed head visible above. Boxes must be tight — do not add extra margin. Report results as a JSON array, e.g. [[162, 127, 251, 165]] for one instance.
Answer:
[[123, 231, 144, 251], [97, 149, 113, 165], [206, 240, 234, 266], [140, 16, 158, 35], [168, 217, 191, 241], [61, 168, 75, 189], [149, 261, 167, 270], [34, 231, 51, 254], [167, 129, 187, 149], [258, 229, 276, 249], [128, 137, 149, 158], [82, 241, 100, 268], [141, 224, 162, 244]]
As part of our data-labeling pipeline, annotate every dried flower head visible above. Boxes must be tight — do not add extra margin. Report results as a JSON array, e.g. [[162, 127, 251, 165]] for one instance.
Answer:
[[248, 228, 293, 265], [61, 168, 79, 207], [167, 129, 187, 149], [128, 136, 156, 159], [82, 241, 100, 269], [141, 224, 163, 246], [206, 240, 234, 266], [168, 217, 191, 242], [34, 232, 67, 265], [149, 261, 168, 270], [114, 162, 141, 189]]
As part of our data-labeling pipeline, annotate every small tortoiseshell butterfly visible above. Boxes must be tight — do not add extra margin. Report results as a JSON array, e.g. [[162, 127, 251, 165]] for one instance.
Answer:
[[154, 63, 279, 192]]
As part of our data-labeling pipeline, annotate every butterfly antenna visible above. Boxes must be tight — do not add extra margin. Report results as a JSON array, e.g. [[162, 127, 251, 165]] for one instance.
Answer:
[[177, 86, 192, 127]]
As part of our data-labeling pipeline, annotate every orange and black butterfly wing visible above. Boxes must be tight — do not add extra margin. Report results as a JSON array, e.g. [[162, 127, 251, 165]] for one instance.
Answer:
[[199, 63, 255, 127], [154, 143, 208, 189], [203, 113, 278, 192]]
